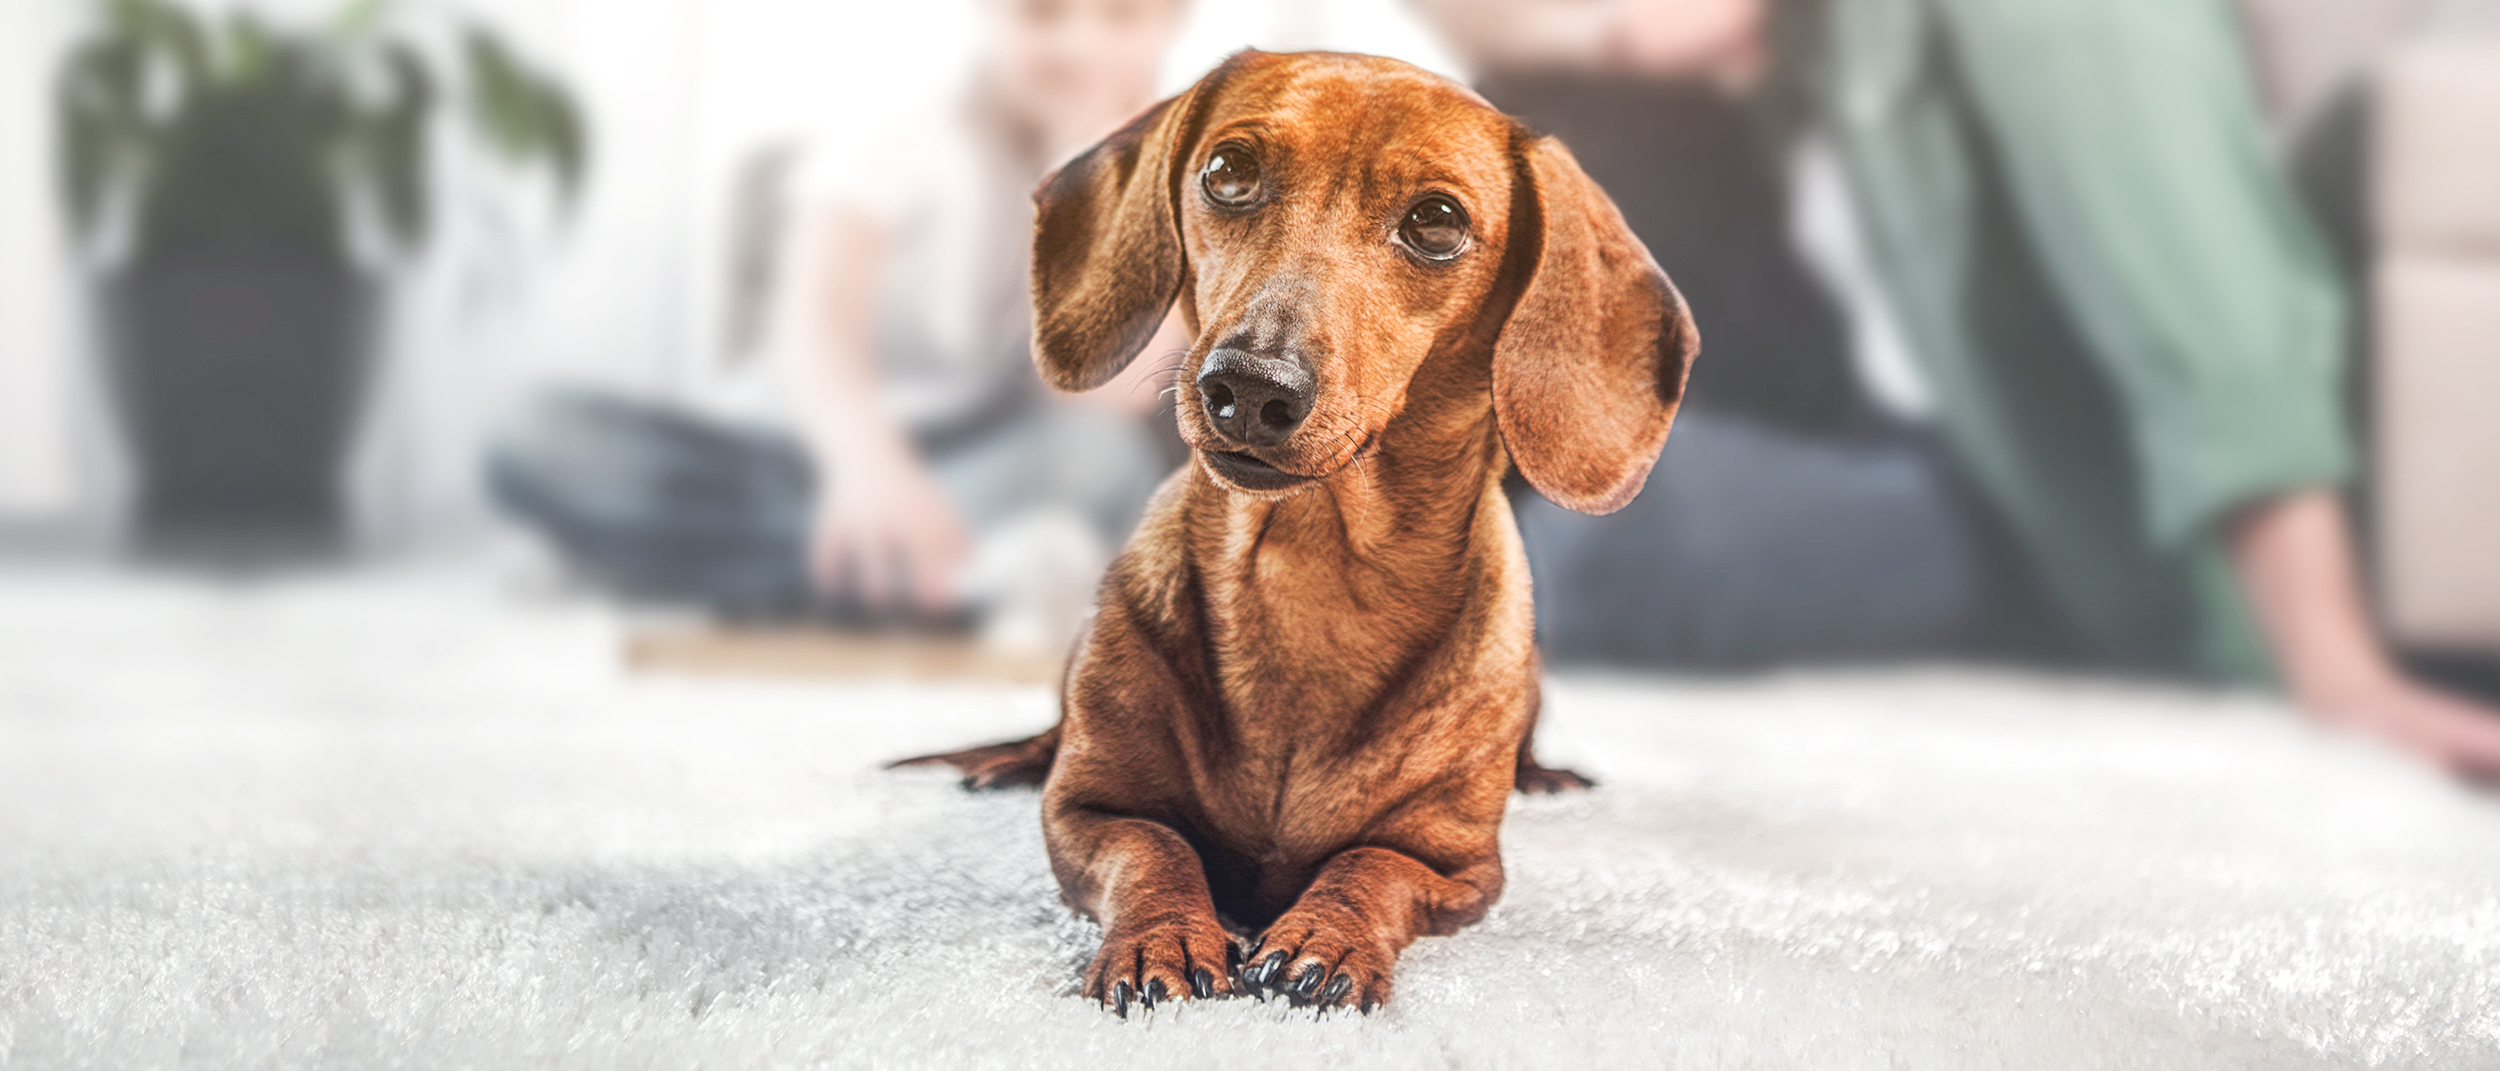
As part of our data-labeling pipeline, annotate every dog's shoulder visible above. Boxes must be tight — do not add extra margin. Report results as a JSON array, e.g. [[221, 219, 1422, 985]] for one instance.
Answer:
[[1083, 472, 1216, 669]]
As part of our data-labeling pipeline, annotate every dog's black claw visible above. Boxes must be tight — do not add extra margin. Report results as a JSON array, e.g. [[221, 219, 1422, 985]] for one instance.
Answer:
[[1112, 980, 1134, 1019], [1289, 963, 1325, 999], [1144, 979, 1165, 1010], [1320, 973, 1353, 1006], [1359, 994, 1380, 1014], [1252, 950, 1288, 988], [1191, 966, 1215, 1000]]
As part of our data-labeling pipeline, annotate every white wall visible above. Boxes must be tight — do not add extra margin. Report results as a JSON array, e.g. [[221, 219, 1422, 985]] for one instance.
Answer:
[[0, 0, 79, 524]]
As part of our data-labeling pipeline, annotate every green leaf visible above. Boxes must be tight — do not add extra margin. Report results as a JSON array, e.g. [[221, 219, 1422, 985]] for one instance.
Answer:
[[108, 0, 208, 86], [326, 0, 393, 47], [460, 26, 588, 209], [57, 0, 586, 261], [223, 10, 274, 84], [535, 72, 589, 203], [357, 41, 435, 248], [56, 37, 160, 242]]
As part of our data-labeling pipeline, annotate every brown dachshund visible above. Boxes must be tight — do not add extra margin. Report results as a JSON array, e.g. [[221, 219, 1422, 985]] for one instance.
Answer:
[[898, 50, 1697, 1014]]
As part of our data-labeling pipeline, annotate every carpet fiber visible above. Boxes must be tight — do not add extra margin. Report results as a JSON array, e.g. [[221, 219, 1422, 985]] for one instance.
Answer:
[[3, 565, 2498, 1069]]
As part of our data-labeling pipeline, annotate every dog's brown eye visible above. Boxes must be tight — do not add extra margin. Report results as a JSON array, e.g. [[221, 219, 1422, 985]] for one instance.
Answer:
[[1401, 196, 1468, 259], [1202, 144, 1262, 207]]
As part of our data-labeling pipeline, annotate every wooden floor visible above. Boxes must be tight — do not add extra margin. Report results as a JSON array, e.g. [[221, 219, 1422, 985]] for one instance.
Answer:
[[625, 625, 1062, 685]]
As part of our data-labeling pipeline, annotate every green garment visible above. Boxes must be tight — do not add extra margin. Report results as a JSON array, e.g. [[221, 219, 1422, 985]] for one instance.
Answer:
[[1807, 0, 2355, 680]]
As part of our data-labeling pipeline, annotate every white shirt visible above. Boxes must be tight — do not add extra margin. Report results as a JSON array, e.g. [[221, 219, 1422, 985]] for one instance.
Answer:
[[1787, 132, 1935, 422]]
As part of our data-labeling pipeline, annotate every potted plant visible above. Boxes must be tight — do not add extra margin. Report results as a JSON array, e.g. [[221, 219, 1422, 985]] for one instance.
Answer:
[[56, 0, 585, 546]]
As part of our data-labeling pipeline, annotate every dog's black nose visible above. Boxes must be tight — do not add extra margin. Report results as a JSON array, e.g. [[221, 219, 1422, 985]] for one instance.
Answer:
[[1197, 349, 1313, 447]]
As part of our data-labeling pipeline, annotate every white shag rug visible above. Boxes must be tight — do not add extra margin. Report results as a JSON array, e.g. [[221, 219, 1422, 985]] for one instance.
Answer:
[[3, 563, 2498, 1070]]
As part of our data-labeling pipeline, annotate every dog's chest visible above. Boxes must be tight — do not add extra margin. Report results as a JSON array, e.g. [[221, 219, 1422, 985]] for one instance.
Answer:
[[1187, 748, 1406, 878], [1201, 555, 1465, 709], [1181, 620, 1531, 849]]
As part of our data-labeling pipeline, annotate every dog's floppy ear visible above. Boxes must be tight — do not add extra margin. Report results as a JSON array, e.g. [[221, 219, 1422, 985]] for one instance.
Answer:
[[1492, 135, 1700, 515], [1030, 54, 1250, 391]]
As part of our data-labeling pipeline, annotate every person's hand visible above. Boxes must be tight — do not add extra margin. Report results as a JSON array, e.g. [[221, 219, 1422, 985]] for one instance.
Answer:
[[2233, 490, 2500, 781], [808, 447, 970, 616], [2298, 669, 2500, 781]]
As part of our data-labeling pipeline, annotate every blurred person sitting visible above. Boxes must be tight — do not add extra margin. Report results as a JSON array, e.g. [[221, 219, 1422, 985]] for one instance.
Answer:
[[1410, 0, 2500, 775], [490, 0, 1189, 645]]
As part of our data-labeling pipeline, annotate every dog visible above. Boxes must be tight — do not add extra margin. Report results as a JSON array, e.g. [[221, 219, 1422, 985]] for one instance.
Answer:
[[897, 49, 1697, 1014]]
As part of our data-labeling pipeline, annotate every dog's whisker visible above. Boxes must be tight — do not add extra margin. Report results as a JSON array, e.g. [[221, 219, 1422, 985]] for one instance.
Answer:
[[1125, 350, 1197, 399]]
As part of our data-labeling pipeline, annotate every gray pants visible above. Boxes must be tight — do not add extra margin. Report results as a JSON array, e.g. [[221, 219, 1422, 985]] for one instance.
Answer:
[[491, 391, 2033, 665], [1518, 411, 2046, 670], [486, 389, 1164, 620]]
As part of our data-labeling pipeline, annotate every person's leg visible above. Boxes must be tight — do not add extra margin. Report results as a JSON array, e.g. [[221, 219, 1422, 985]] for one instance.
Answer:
[[927, 400, 1169, 546], [1519, 410, 2038, 671], [1029, 402, 1170, 546], [485, 390, 818, 615], [914, 402, 1169, 650]]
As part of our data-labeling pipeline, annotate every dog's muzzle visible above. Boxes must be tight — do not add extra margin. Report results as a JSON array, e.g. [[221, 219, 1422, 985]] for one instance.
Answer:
[[1196, 348, 1317, 492], [1197, 349, 1313, 448]]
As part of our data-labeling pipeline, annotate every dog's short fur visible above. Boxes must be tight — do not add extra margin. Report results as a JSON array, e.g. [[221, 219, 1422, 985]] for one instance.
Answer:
[[900, 50, 1697, 1013]]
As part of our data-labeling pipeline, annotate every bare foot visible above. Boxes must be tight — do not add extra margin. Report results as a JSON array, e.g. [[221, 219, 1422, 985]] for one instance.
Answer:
[[2227, 491, 2500, 783], [2300, 672, 2500, 781]]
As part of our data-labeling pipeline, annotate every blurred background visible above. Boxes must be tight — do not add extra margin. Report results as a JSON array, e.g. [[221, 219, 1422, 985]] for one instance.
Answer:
[[0, 0, 1457, 552], [1, 0, 2496, 712], [13, 6, 2500, 1057]]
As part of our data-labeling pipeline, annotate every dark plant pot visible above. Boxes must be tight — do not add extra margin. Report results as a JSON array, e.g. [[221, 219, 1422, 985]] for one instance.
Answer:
[[102, 254, 376, 547]]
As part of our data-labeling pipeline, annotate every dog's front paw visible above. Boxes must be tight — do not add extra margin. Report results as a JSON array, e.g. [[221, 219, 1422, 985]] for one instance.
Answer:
[[1242, 909, 1393, 1012], [1083, 914, 1241, 1016]]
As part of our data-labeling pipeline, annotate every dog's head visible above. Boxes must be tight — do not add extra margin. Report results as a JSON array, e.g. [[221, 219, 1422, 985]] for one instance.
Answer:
[[1031, 50, 1697, 514]]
